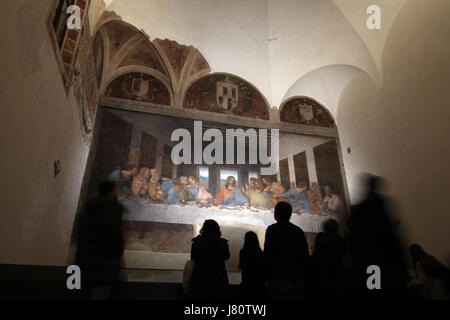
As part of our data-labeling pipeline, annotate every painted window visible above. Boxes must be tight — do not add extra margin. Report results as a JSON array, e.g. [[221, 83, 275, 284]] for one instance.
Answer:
[[248, 171, 258, 181], [198, 167, 209, 188], [220, 169, 238, 187]]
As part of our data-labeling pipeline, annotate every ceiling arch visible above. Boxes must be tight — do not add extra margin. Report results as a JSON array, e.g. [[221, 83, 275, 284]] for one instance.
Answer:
[[89, 0, 415, 109], [94, 20, 170, 95], [93, 19, 211, 105], [280, 96, 336, 128], [281, 64, 372, 118], [182, 72, 272, 120], [331, 0, 408, 79]]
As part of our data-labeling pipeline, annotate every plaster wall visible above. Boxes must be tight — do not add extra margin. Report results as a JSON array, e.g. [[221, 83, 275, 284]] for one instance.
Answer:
[[0, 0, 91, 265], [337, 0, 450, 264]]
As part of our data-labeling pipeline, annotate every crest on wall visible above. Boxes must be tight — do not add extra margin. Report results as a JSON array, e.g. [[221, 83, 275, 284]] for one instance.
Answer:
[[297, 101, 314, 122], [107, 72, 171, 105], [209, 75, 252, 115], [183, 73, 270, 120], [280, 97, 335, 128], [216, 80, 238, 111], [131, 75, 150, 100]]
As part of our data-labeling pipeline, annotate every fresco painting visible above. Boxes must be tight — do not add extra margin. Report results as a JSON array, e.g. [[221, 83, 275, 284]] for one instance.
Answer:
[[280, 97, 336, 128], [87, 108, 347, 262]]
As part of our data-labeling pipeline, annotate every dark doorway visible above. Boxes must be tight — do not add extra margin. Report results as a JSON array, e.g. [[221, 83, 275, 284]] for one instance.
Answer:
[[293, 151, 309, 187], [279, 158, 290, 190], [314, 140, 345, 205], [139, 132, 157, 169]]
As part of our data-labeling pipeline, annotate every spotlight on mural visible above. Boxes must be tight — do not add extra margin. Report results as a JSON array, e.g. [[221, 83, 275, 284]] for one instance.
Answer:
[[86, 108, 347, 269]]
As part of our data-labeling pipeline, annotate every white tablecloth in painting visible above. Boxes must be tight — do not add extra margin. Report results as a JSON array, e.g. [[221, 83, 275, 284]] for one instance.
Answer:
[[122, 200, 330, 233]]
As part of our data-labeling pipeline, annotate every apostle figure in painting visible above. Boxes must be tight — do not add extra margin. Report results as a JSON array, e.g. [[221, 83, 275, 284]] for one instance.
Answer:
[[139, 182, 150, 201], [167, 178, 184, 205], [107, 165, 137, 200], [310, 182, 323, 212], [248, 177, 257, 191], [321, 185, 342, 217], [147, 168, 174, 202], [212, 176, 249, 207], [167, 176, 196, 205], [274, 181, 311, 212], [130, 167, 150, 198], [188, 176, 213, 203], [262, 177, 273, 192], [267, 182, 288, 207], [244, 179, 271, 208]]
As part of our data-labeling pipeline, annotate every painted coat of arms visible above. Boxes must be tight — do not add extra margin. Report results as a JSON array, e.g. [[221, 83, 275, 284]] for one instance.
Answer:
[[131, 76, 150, 100], [216, 80, 238, 111], [294, 100, 316, 125]]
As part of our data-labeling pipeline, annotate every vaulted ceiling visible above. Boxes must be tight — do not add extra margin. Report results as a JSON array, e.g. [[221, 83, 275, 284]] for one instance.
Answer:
[[88, 0, 409, 117]]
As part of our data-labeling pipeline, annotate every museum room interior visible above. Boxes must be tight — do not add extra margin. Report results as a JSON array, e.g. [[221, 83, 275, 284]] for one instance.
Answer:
[[0, 0, 449, 300]]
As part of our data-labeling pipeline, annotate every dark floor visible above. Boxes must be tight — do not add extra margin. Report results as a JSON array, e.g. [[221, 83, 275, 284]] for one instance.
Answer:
[[0, 264, 243, 300]]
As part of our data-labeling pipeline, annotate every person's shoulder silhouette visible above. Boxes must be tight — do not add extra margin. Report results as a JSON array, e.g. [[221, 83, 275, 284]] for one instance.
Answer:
[[189, 219, 230, 299], [264, 202, 309, 282]]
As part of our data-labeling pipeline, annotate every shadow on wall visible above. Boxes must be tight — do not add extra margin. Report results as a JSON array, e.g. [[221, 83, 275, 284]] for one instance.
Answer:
[[336, 0, 450, 264]]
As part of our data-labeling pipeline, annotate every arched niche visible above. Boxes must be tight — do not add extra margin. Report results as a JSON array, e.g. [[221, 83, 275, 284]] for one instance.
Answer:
[[105, 72, 172, 105], [280, 96, 335, 128], [183, 73, 271, 120]]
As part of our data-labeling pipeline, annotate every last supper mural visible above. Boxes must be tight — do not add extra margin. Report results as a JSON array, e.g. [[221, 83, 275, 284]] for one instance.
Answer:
[[85, 107, 348, 270]]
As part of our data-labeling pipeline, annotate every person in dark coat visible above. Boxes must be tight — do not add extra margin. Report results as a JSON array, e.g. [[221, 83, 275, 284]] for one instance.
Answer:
[[409, 244, 449, 299], [264, 201, 310, 300], [347, 174, 409, 299], [188, 219, 230, 300], [239, 231, 265, 299], [75, 180, 124, 299], [308, 219, 346, 299]]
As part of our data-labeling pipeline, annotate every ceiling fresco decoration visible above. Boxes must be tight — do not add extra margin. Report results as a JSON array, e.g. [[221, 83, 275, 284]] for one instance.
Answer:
[[93, 16, 335, 126], [153, 38, 211, 104], [72, 17, 97, 144], [94, 18, 213, 106], [280, 97, 335, 128], [118, 38, 166, 74], [93, 31, 104, 89], [188, 50, 211, 79], [154, 39, 192, 85]]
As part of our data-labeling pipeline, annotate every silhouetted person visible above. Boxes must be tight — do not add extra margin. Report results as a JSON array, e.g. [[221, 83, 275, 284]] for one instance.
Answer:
[[264, 201, 310, 300], [239, 231, 265, 299], [308, 219, 346, 299], [189, 220, 230, 300], [409, 244, 449, 300], [348, 174, 408, 299], [76, 180, 124, 299]]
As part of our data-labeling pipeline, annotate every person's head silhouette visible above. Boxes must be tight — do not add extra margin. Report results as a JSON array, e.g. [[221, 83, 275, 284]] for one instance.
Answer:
[[243, 231, 261, 251], [322, 218, 340, 236], [274, 201, 292, 222], [361, 173, 387, 195], [200, 219, 221, 237], [98, 180, 118, 199]]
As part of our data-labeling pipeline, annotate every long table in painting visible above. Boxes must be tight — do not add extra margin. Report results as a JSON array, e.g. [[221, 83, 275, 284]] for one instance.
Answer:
[[121, 200, 331, 233]]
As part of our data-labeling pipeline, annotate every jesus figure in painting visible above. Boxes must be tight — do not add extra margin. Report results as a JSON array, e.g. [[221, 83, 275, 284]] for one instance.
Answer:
[[212, 176, 249, 207]]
